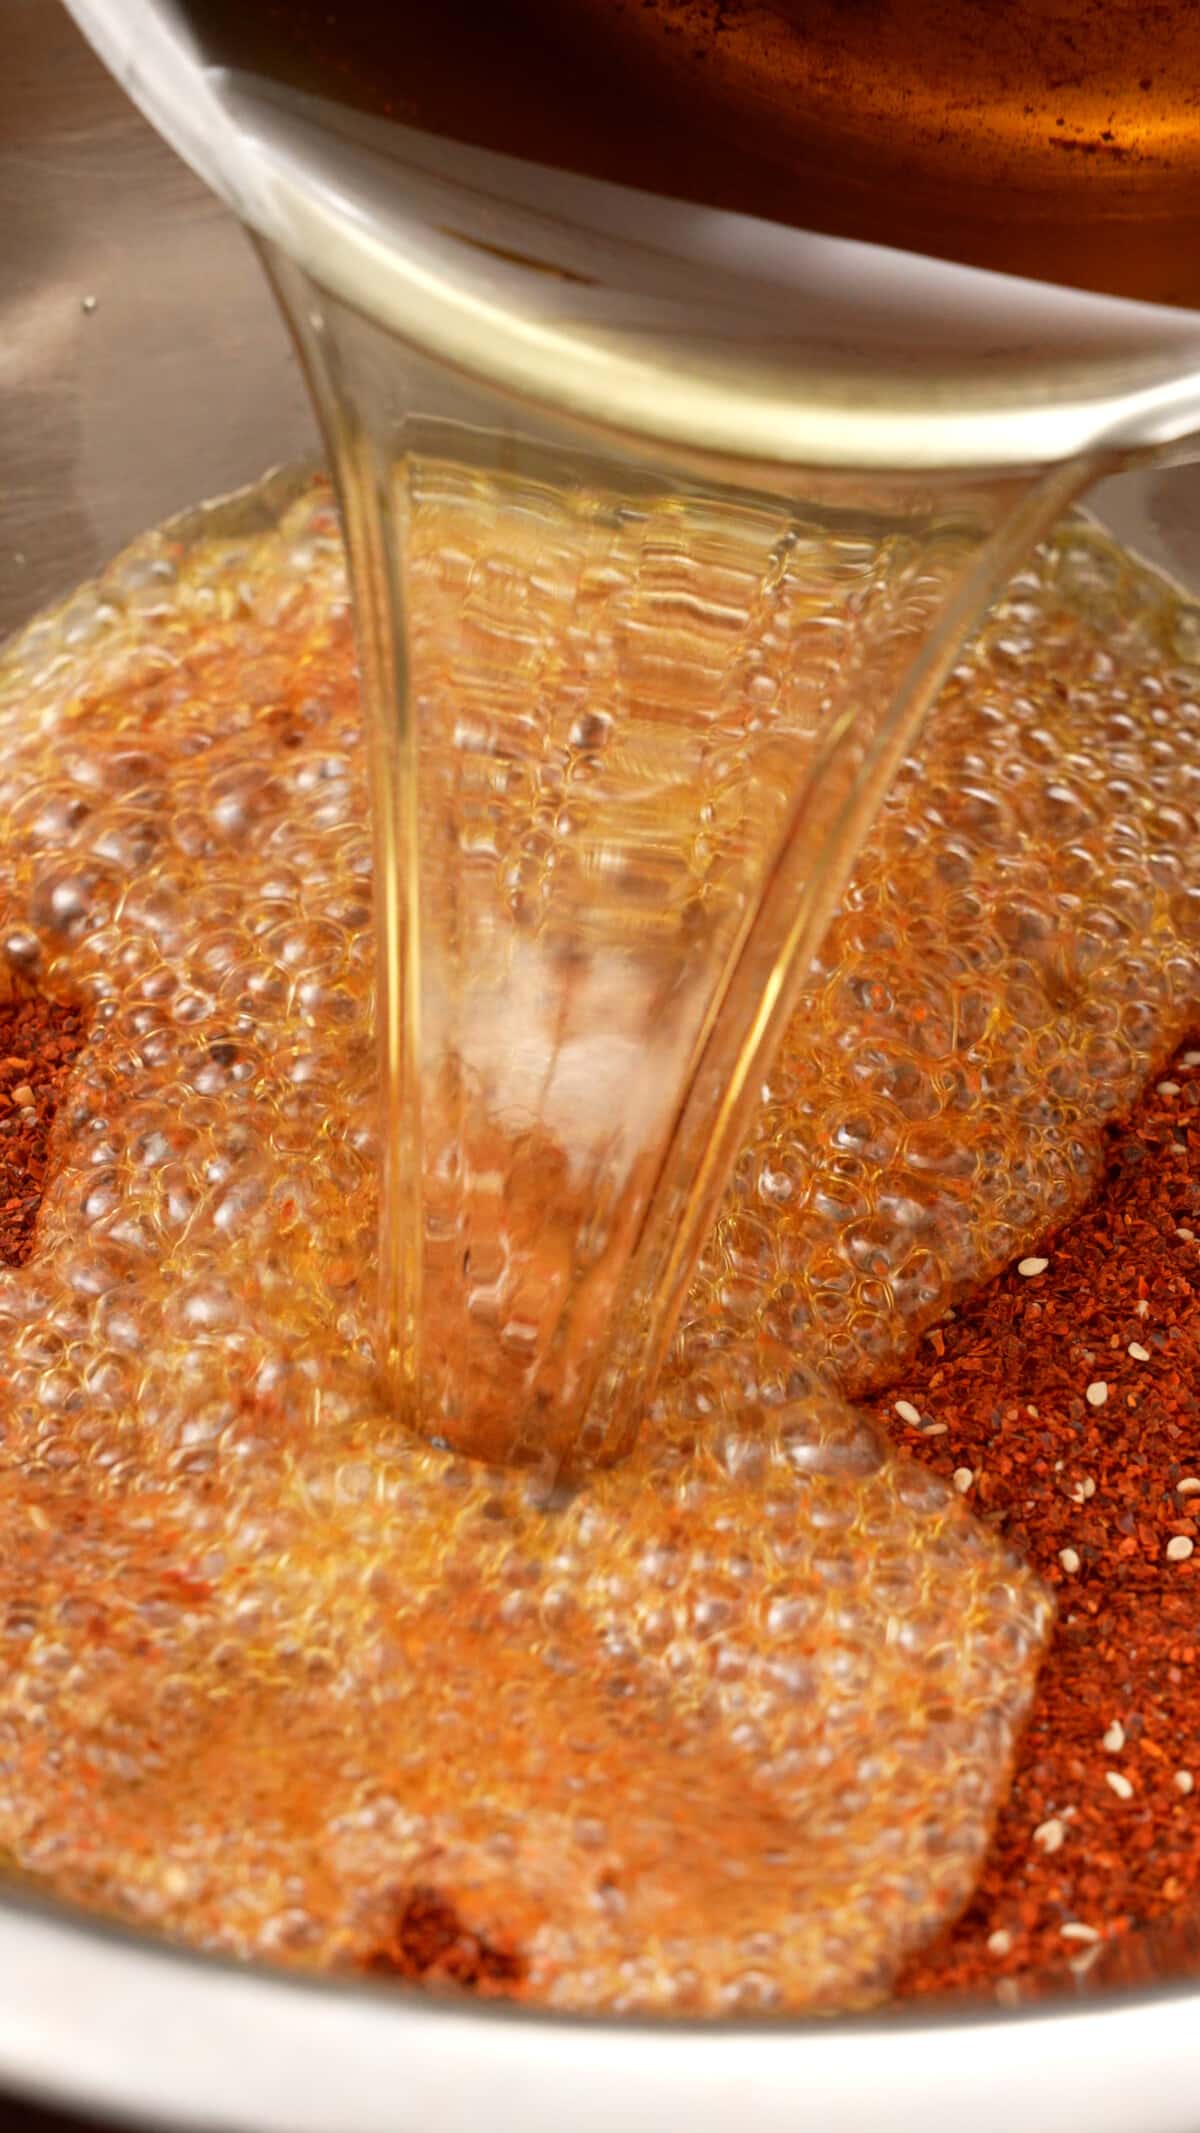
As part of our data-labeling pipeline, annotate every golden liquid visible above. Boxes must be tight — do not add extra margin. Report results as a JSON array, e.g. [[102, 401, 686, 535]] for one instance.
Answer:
[[0, 468, 1197, 2007], [182, 0, 1200, 305]]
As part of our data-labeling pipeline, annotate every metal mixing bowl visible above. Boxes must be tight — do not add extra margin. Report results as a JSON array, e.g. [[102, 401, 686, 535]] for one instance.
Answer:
[[4, 8, 1200, 2126]]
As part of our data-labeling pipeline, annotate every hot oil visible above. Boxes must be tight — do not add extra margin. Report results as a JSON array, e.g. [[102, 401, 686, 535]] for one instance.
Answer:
[[169, 0, 1195, 1476], [180, 0, 1200, 306], [0, 468, 1198, 2005]]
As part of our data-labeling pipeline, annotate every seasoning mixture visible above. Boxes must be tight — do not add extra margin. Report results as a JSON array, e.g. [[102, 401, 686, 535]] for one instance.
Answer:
[[0, 466, 1196, 2010], [0, 995, 87, 1269], [893, 1046, 1200, 2001]]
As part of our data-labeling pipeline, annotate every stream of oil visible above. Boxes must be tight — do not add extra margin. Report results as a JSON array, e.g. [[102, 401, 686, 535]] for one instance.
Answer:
[[1, 468, 1198, 2007], [274, 265, 1086, 1475]]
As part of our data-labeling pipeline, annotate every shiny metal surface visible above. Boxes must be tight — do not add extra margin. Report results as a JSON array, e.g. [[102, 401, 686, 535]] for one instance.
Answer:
[[0, 1887, 1198, 2133], [0, 0, 317, 644]]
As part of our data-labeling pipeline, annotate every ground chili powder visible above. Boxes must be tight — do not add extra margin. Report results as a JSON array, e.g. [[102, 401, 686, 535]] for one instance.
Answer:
[[0, 990, 87, 1268], [361, 1886, 527, 1993], [891, 1035, 1200, 2002]]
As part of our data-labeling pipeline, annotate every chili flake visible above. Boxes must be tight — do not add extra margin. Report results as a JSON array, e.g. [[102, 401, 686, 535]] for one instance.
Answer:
[[0, 991, 87, 1265], [893, 1042, 1200, 2002]]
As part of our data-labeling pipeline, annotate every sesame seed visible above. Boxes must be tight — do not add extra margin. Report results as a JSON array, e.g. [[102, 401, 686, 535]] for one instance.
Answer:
[[1033, 1817, 1065, 1854], [1177, 1478, 1200, 1496], [1158, 1081, 1181, 1097], [1085, 1380, 1108, 1407], [1184, 1051, 1200, 1067], [893, 1399, 921, 1426], [1082, 1476, 1096, 1499], [1017, 1256, 1048, 1277], [987, 1928, 1013, 1957], [1167, 1534, 1195, 1562], [1176, 1227, 1195, 1241], [1106, 1770, 1135, 1800], [1135, 1298, 1150, 1317], [1102, 1721, 1126, 1754], [953, 1467, 974, 1494], [1175, 1770, 1194, 1796], [1128, 1341, 1151, 1362], [921, 1421, 949, 1436], [1060, 1921, 1100, 1944], [1059, 1547, 1081, 1575], [10, 1084, 33, 1109]]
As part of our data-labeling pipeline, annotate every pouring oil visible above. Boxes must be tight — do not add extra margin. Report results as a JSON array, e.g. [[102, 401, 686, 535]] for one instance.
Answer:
[[0, 466, 1196, 2005]]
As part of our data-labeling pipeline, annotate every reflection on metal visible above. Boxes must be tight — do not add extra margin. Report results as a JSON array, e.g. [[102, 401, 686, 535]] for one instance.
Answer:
[[0, 0, 316, 642]]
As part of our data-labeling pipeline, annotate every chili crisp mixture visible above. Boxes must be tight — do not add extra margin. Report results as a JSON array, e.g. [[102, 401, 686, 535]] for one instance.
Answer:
[[0, 468, 1197, 2010]]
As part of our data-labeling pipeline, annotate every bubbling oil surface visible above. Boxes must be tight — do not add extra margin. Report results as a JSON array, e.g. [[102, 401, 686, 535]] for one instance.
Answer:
[[0, 467, 1196, 2010]]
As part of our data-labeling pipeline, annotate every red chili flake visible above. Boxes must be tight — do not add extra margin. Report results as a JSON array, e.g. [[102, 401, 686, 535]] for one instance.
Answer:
[[0, 990, 88, 1267], [892, 1036, 1200, 2001], [359, 1885, 526, 1992]]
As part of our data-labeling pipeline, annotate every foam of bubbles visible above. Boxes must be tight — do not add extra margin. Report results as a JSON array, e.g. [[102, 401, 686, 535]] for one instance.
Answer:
[[2, 462, 1191, 2010], [686, 527, 1200, 1394]]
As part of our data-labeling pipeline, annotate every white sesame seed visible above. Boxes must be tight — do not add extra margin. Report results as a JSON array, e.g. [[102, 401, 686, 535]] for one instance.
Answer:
[[1167, 1534, 1195, 1562], [1018, 1257, 1049, 1277], [894, 1399, 921, 1426], [1158, 1081, 1181, 1097], [1135, 1299, 1150, 1317], [1060, 1921, 1100, 1944], [953, 1467, 974, 1494], [1176, 1227, 1195, 1242], [1184, 1052, 1200, 1068], [1059, 1547, 1081, 1575], [1082, 1476, 1096, 1499], [921, 1421, 949, 1436], [1128, 1341, 1151, 1362], [987, 1928, 1013, 1957], [1175, 1770, 1194, 1796], [1086, 1380, 1109, 1407], [1106, 1770, 1135, 1800], [1102, 1721, 1126, 1754], [1033, 1817, 1065, 1854], [1177, 1478, 1200, 1496]]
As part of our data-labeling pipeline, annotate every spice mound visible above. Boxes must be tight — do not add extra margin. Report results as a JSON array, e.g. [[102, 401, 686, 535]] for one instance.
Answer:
[[0, 466, 1196, 2011], [893, 1043, 1200, 2002], [0, 991, 87, 1267]]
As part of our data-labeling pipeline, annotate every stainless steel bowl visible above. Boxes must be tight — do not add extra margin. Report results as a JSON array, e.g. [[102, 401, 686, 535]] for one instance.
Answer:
[[0, 0, 317, 644], [4, 10, 1200, 2126]]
